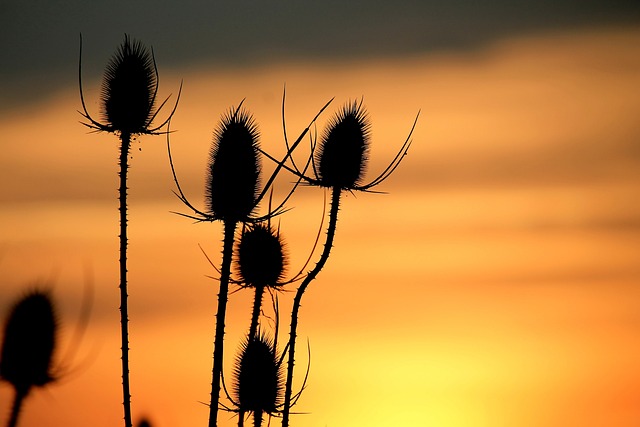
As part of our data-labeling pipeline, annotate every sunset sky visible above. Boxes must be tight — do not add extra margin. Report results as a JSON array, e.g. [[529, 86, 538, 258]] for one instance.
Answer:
[[1, 2, 640, 427]]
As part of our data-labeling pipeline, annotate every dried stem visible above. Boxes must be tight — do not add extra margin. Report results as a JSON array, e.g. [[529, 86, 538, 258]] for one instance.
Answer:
[[209, 220, 238, 427], [282, 186, 341, 426], [248, 285, 265, 341], [6, 390, 25, 427], [119, 131, 133, 427]]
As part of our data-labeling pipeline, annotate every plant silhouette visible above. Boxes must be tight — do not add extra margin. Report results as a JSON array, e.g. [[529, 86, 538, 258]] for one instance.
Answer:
[[78, 34, 180, 427], [168, 97, 332, 427], [69, 33, 416, 426], [0, 290, 57, 427], [230, 332, 283, 427], [266, 99, 419, 426]]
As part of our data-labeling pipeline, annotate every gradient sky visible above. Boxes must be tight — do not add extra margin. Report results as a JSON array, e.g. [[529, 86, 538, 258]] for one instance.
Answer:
[[1, 3, 640, 427]]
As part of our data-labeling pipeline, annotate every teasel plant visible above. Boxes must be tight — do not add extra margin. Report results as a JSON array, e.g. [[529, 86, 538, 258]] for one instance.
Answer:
[[78, 34, 181, 427], [229, 332, 283, 427], [0, 290, 57, 427], [167, 95, 332, 427], [259, 99, 419, 426]]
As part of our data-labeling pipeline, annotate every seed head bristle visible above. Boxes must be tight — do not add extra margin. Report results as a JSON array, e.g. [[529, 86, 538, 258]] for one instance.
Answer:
[[316, 100, 371, 189], [0, 290, 57, 396], [100, 34, 157, 134], [233, 333, 282, 415], [206, 106, 261, 222], [237, 223, 287, 289]]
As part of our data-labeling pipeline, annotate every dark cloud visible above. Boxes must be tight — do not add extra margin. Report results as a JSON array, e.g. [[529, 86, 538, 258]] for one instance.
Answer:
[[0, 0, 639, 109]]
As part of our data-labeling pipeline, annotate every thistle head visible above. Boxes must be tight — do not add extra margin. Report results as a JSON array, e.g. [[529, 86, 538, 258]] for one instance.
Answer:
[[206, 105, 261, 222], [233, 333, 283, 416], [100, 34, 157, 134], [237, 223, 286, 289], [0, 290, 57, 396], [316, 100, 371, 190]]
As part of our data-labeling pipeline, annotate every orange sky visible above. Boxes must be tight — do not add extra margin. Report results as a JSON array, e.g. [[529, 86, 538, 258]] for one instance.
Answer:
[[1, 26, 640, 427]]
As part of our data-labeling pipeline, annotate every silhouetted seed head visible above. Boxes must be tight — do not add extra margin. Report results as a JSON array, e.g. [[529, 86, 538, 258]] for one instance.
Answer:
[[233, 333, 282, 415], [316, 100, 370, 189], [237, 223, 286, 289], [100, 34, 157, 134], [0, 290, 57, 396], [206, 106, 261, 222]]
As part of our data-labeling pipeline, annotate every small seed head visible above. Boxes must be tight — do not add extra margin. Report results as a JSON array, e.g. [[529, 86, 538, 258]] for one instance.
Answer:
[[206, 106, 261, 222], [0, 290, 57, 396], [233, 333, 282, 415], [317, 100, 370, 189], [237, 223, 286, 289]]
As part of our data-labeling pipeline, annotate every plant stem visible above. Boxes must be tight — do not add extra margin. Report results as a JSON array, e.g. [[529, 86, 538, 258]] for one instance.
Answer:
[[248, 285, 265, 340], [7, 390, 25, 427], [119, 131, 133, 427], [209, 220, 238, 427], [253, 409, 263, 427], [282, 187, 341, 427]]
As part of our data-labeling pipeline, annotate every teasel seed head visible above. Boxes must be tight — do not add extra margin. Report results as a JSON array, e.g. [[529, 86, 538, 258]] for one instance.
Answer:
[[237, 223, 286, 289], [316, 100, 371, 190], [206, 105, 261, 222], [100, 34, 157, 134], [233, 333, 282, 416], [0, 290, 57, 396]]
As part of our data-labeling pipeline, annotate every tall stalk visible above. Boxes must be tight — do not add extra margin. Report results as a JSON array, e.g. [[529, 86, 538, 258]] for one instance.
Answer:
[[209, 220, 238, 427], [118, 132, 133, 427], [78, 35, 180, 427], [282, 186, 341, 426]]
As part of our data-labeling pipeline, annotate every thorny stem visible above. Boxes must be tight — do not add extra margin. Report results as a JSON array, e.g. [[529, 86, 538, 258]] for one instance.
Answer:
[[282, 187, 341, 427], [254, 409, 263, 427], [7, 390, 25, 427], [248, 285, 265, 341], [119, 131, 133, 427], [209, 220, 238, 427]]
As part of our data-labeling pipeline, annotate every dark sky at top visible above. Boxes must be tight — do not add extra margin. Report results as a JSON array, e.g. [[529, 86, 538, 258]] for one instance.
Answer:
[[0, 0, 639, 108]]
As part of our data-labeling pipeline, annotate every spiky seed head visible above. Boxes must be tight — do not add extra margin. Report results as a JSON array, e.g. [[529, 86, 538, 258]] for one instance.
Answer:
[[316, 100, 370, 189], [206, 106, 261, 222], [233, 333, 282, 415], [0, 290, 57, 396], [237, 223, 286, 289], [100, 34, 157, 134]]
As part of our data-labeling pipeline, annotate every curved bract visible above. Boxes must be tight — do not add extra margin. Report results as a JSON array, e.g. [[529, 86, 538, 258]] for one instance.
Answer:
[[79, 34, 181, 136]]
